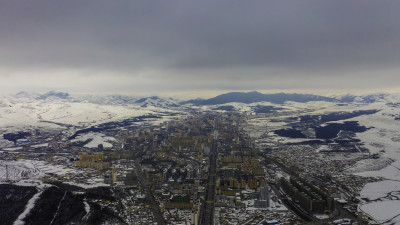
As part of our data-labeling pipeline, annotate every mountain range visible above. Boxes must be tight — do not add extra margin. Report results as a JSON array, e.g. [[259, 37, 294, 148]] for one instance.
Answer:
[[183, 91, 338, 105], [4, 90, 398, 108]]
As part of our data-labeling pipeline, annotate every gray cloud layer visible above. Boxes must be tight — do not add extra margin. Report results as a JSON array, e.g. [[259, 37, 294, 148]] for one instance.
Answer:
[[1, 0, 400, 94]]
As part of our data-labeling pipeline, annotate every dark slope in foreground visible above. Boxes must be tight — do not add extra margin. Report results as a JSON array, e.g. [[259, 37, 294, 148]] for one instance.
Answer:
[[0, 184, 38, 225], [0, 184, 124, 225]]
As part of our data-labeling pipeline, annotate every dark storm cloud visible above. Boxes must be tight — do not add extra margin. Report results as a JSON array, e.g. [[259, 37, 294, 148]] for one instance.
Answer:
[[1, 0, 400, 93]]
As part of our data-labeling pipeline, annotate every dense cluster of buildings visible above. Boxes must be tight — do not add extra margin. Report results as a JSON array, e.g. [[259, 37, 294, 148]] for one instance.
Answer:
[[2, 107, 380, 225], [280, 177, 334, 213], [75, 153, 110, 170]]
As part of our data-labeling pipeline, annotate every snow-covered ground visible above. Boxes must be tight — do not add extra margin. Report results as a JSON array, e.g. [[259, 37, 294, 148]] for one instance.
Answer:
[[346, 103, 400, 224], [0, 98, 155, 129], [0, 93, 181, 151], [0, 159, 78, 181], [0, 159, 109, 188], [345, 157, 393, 174], [65, 178, 108, 189], [359, 200, 400, 224], [359, 180, 400, 201], [71, 132, 116, 149], [242, 96, 400, 223], [292, 101, 400, 223]]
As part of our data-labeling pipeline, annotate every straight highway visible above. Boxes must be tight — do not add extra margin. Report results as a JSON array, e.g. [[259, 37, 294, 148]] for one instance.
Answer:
[[134, 159, 166, 225], [201, 139, 217, 225]]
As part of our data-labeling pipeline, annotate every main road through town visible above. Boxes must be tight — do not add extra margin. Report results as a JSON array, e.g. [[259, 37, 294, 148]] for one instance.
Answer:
[[134, 159, 166, 225], [200, 139, 217, 225]]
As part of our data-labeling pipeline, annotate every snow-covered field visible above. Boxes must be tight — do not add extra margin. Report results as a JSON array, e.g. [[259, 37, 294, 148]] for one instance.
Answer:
[[0, 93, 181, 150], [0, 159, 77, 181], [359, 200, 400, 224], [349, 104, 400, 223], [243, 97, 400, 223], [360, 180, 400, 201], [71, 132, 116, 149], [0, 98, 155, 129], [0, 159, 109, 188]]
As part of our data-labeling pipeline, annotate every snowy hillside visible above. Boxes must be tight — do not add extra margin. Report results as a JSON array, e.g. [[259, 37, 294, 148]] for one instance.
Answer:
[[0, 92, 181, 131], [0, 91, 183, 150], [74, 94, 180, 108], [0, 95, 154, 129]]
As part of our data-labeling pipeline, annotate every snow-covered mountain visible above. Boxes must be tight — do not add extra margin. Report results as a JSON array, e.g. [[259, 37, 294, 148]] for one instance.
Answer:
[[0, 92, 180, 141], [13, 91, 40, 100], [73, 94, 140, 105], [183, 91, 400, 106], [2, 90, 400, 135], [134, 96, 179, 108], [336, 93, 389, 104], [12, 91, 71, 102], [74, 94, 180, 108], [6, 90, 400, 109], [182, 91, 339, 105], [37, 91, 70, 100]]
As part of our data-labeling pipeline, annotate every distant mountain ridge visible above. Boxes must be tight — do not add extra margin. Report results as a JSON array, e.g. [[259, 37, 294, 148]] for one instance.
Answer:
[[134, 96, 179, 108], [338, 93, 388, 103], [11, 91, 179, 108], [8, 91, 399, 107], [13, 91, 70, 100], [76, 94, 179, 108], [38, 91, 70, 100], [183, 91, 338, 105]]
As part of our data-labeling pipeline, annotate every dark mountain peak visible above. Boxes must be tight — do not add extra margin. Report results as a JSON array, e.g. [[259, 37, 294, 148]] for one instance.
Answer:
[[183, 91, 338, 105], [14, 91, 34, 98], [135, 96, 160, 103], [38, 91, 70, 100], [135, 98, 148, 103]]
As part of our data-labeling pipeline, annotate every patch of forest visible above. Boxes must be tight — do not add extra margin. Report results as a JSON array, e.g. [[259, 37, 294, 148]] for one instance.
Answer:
[[0, 184, 38, 225], [274, 129, 306, 138], [3, 131, 31, 144]]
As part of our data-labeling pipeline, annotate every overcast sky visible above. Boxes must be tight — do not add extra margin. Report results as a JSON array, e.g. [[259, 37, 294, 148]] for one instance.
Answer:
[[1, 0, 400, 95]]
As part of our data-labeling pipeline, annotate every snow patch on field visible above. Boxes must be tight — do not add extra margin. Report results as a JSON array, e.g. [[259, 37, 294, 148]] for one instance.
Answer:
[[0, 159, 79, 181], [346, 157, 394, 174], [0, 97, 158, 132], [352, 104, 400, 224], [359, 200, 400, 224], [356, 105, 400, 158], [360, 180, 400, 201], [354, 106, 400, 180], [31, 143, 49, 148], [84, 199, 90, 215], [72, 132, 116, 149], [0, 160, 109, 188], [2, 147, 23, 151], [356, 162, 400, 181], [65, 179, 108, 189]]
